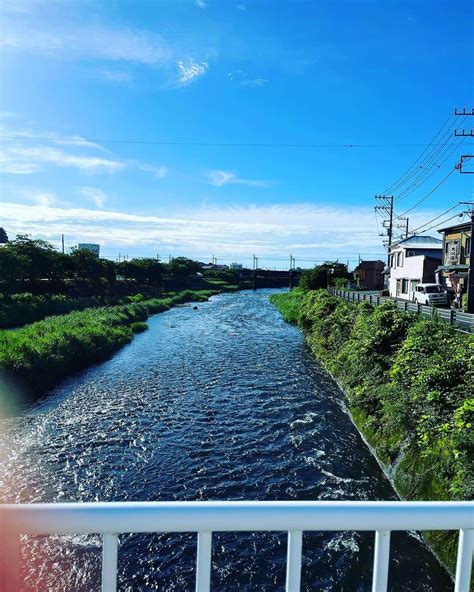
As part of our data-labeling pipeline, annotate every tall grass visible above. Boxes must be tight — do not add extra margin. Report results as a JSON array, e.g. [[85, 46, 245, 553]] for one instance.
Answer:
[[0, 294, 103, 329], [0, 289, 217, 408], [269, 289, 305, 323]]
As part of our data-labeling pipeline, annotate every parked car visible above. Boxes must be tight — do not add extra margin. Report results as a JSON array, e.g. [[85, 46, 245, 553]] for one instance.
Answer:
[[413, 283, 448, 307]]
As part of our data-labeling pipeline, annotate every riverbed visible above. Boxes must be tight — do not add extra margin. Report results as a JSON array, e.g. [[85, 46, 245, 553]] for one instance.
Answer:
[[0, 290, 452, 591]]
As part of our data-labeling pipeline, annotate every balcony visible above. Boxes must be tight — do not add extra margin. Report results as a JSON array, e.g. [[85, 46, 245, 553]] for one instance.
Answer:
[[1, 500, 473, 592]]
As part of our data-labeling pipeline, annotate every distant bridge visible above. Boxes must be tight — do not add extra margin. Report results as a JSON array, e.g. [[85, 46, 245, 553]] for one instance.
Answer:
[[240, 269, 302, 289]]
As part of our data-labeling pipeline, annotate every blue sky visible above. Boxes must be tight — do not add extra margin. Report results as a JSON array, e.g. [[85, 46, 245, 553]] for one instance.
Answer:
[[0, 0, 472, 268]]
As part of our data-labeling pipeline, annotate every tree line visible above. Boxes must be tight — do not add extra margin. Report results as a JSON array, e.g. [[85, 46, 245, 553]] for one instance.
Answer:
[[0, 235, 229, 295]]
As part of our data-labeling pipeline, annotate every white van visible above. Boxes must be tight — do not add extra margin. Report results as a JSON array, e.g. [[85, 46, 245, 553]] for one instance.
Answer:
[[413, 283, 448, 307]]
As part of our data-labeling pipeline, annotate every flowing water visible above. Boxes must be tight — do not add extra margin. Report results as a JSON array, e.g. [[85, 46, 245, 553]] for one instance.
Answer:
[[0, 290, 452, 591]]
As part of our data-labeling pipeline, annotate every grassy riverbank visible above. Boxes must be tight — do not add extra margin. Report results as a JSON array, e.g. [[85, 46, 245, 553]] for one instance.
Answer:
[[271, 289, 473, 574], [0, 289, 216, 414]]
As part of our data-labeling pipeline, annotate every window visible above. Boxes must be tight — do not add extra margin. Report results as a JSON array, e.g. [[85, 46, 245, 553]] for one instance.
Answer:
[[397, 252, 403, 267], [402, 279, 409, 294], [466, 237, 471, 257]]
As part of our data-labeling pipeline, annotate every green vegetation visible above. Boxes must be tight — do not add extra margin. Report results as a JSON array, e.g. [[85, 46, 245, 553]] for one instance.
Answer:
[[272, 289, 473, 574], [299, 261, 350, 290], [0, 289, 216, 413], [0, 293, 104, 328], [270, 289, 305, 323]]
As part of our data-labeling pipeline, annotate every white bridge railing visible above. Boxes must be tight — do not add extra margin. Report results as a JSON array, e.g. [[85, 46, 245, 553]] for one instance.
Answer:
[[1, 500, 473, 592]]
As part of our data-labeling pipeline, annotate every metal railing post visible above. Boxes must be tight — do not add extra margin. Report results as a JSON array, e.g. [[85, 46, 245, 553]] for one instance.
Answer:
[[285, 530, 303, 592], [454, 529, 474, 592], [372, 530, 391, 592], [102, 533, 118, 592], [196, 532, 212, 592], [450, 309, 455, 325]]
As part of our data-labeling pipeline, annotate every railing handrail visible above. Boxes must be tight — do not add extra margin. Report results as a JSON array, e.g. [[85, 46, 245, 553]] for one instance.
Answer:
[[2, 500, 473, 534], [2, 500, 473, 592]]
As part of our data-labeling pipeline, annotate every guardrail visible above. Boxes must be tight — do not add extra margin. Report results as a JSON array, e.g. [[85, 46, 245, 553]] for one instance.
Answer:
[[329, 288, 474, 333], [1, 501, 473, 592]]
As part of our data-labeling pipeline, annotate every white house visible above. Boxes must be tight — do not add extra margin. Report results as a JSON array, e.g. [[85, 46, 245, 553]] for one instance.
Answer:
[[387, 235, 443, 300]]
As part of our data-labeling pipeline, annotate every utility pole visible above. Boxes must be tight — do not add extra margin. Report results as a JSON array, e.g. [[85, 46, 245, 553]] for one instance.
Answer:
[[375, 194, 394, 269], [460, 202, 474, 313], [455, 155, 474, 174], [61, 234, 65, 254], [454, 106, 474, 137]]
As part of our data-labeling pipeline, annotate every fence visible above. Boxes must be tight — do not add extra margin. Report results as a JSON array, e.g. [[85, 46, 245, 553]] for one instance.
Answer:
[[1, 500, 473, 592], [329, 288, 474, 333]]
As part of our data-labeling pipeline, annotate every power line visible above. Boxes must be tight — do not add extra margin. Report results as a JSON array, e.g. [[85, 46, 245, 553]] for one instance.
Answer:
[[394, 129, 468, 202], [396, 167, 457, 218], [417, 211, 468, 234], [0, 134, 461, 149], [409, 203, 464, 234], [382, 112, 456, 195]]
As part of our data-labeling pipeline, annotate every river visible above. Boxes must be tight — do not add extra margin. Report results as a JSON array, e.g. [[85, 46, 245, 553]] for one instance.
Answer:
[[0, 290, 452, 591]]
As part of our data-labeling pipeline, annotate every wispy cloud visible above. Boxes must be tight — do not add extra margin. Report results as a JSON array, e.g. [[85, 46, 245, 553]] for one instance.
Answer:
[[98, 70, 132, 84], [176, 59, 209, 86], [1, 20, 213, 88], [0, 201, 393, 262], [135, 163, 169, 179], [242, 78, 268, 87], [1, 24, 172, 65], [206, 170, 271, 188], [0, 146, 124, 174], [228, 71, 268, 87], [196, 0, 207, 8], [78, 186, 107, 208]]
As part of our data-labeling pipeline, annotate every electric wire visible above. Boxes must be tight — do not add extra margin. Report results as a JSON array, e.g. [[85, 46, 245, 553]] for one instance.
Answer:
[[396, 167, 457, 218], [0, 134, 461, 149], [389, 114, 463, 197], [382, 112, 457, 195], [395, 130, 468, 203], [409, 203, 464, 234]]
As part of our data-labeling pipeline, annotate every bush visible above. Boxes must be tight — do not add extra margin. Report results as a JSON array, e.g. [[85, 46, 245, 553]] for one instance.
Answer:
[[271, 289, 474, 574]]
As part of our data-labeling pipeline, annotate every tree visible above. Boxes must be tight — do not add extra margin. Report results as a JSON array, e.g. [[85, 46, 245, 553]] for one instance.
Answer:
[[166, 257, 201, 286], [0, 228, 8, 244], [300, 262, 350, 291], [118, 258, 165, 287], [6, 235, 62, 283]]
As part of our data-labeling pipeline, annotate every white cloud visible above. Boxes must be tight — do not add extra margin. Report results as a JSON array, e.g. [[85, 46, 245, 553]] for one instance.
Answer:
[[0, 123, 106, 151], [1, 24, 172, 66], [206, 170, 271, 187], [1, 21, 213, 88], [228, 71, 268, 87], [98, 70, 132, 83], [0, 201, 395, 263], [196, 0, 207, 7], [135, 163, 169, 179], [0, 146, 124, 174], [176, 59, 209, 86], [79, 186, 107, 208], [3, 187, 57, 207], [242, 78, 268, 87]]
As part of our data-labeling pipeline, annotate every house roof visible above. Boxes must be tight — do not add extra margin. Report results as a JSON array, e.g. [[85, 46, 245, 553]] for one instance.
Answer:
[[391, 235, 442, 250], [437, 221, 471, 234]]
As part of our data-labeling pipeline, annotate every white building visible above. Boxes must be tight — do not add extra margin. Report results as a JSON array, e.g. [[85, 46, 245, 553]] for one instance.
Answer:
[[387, 235, 442, 300]]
